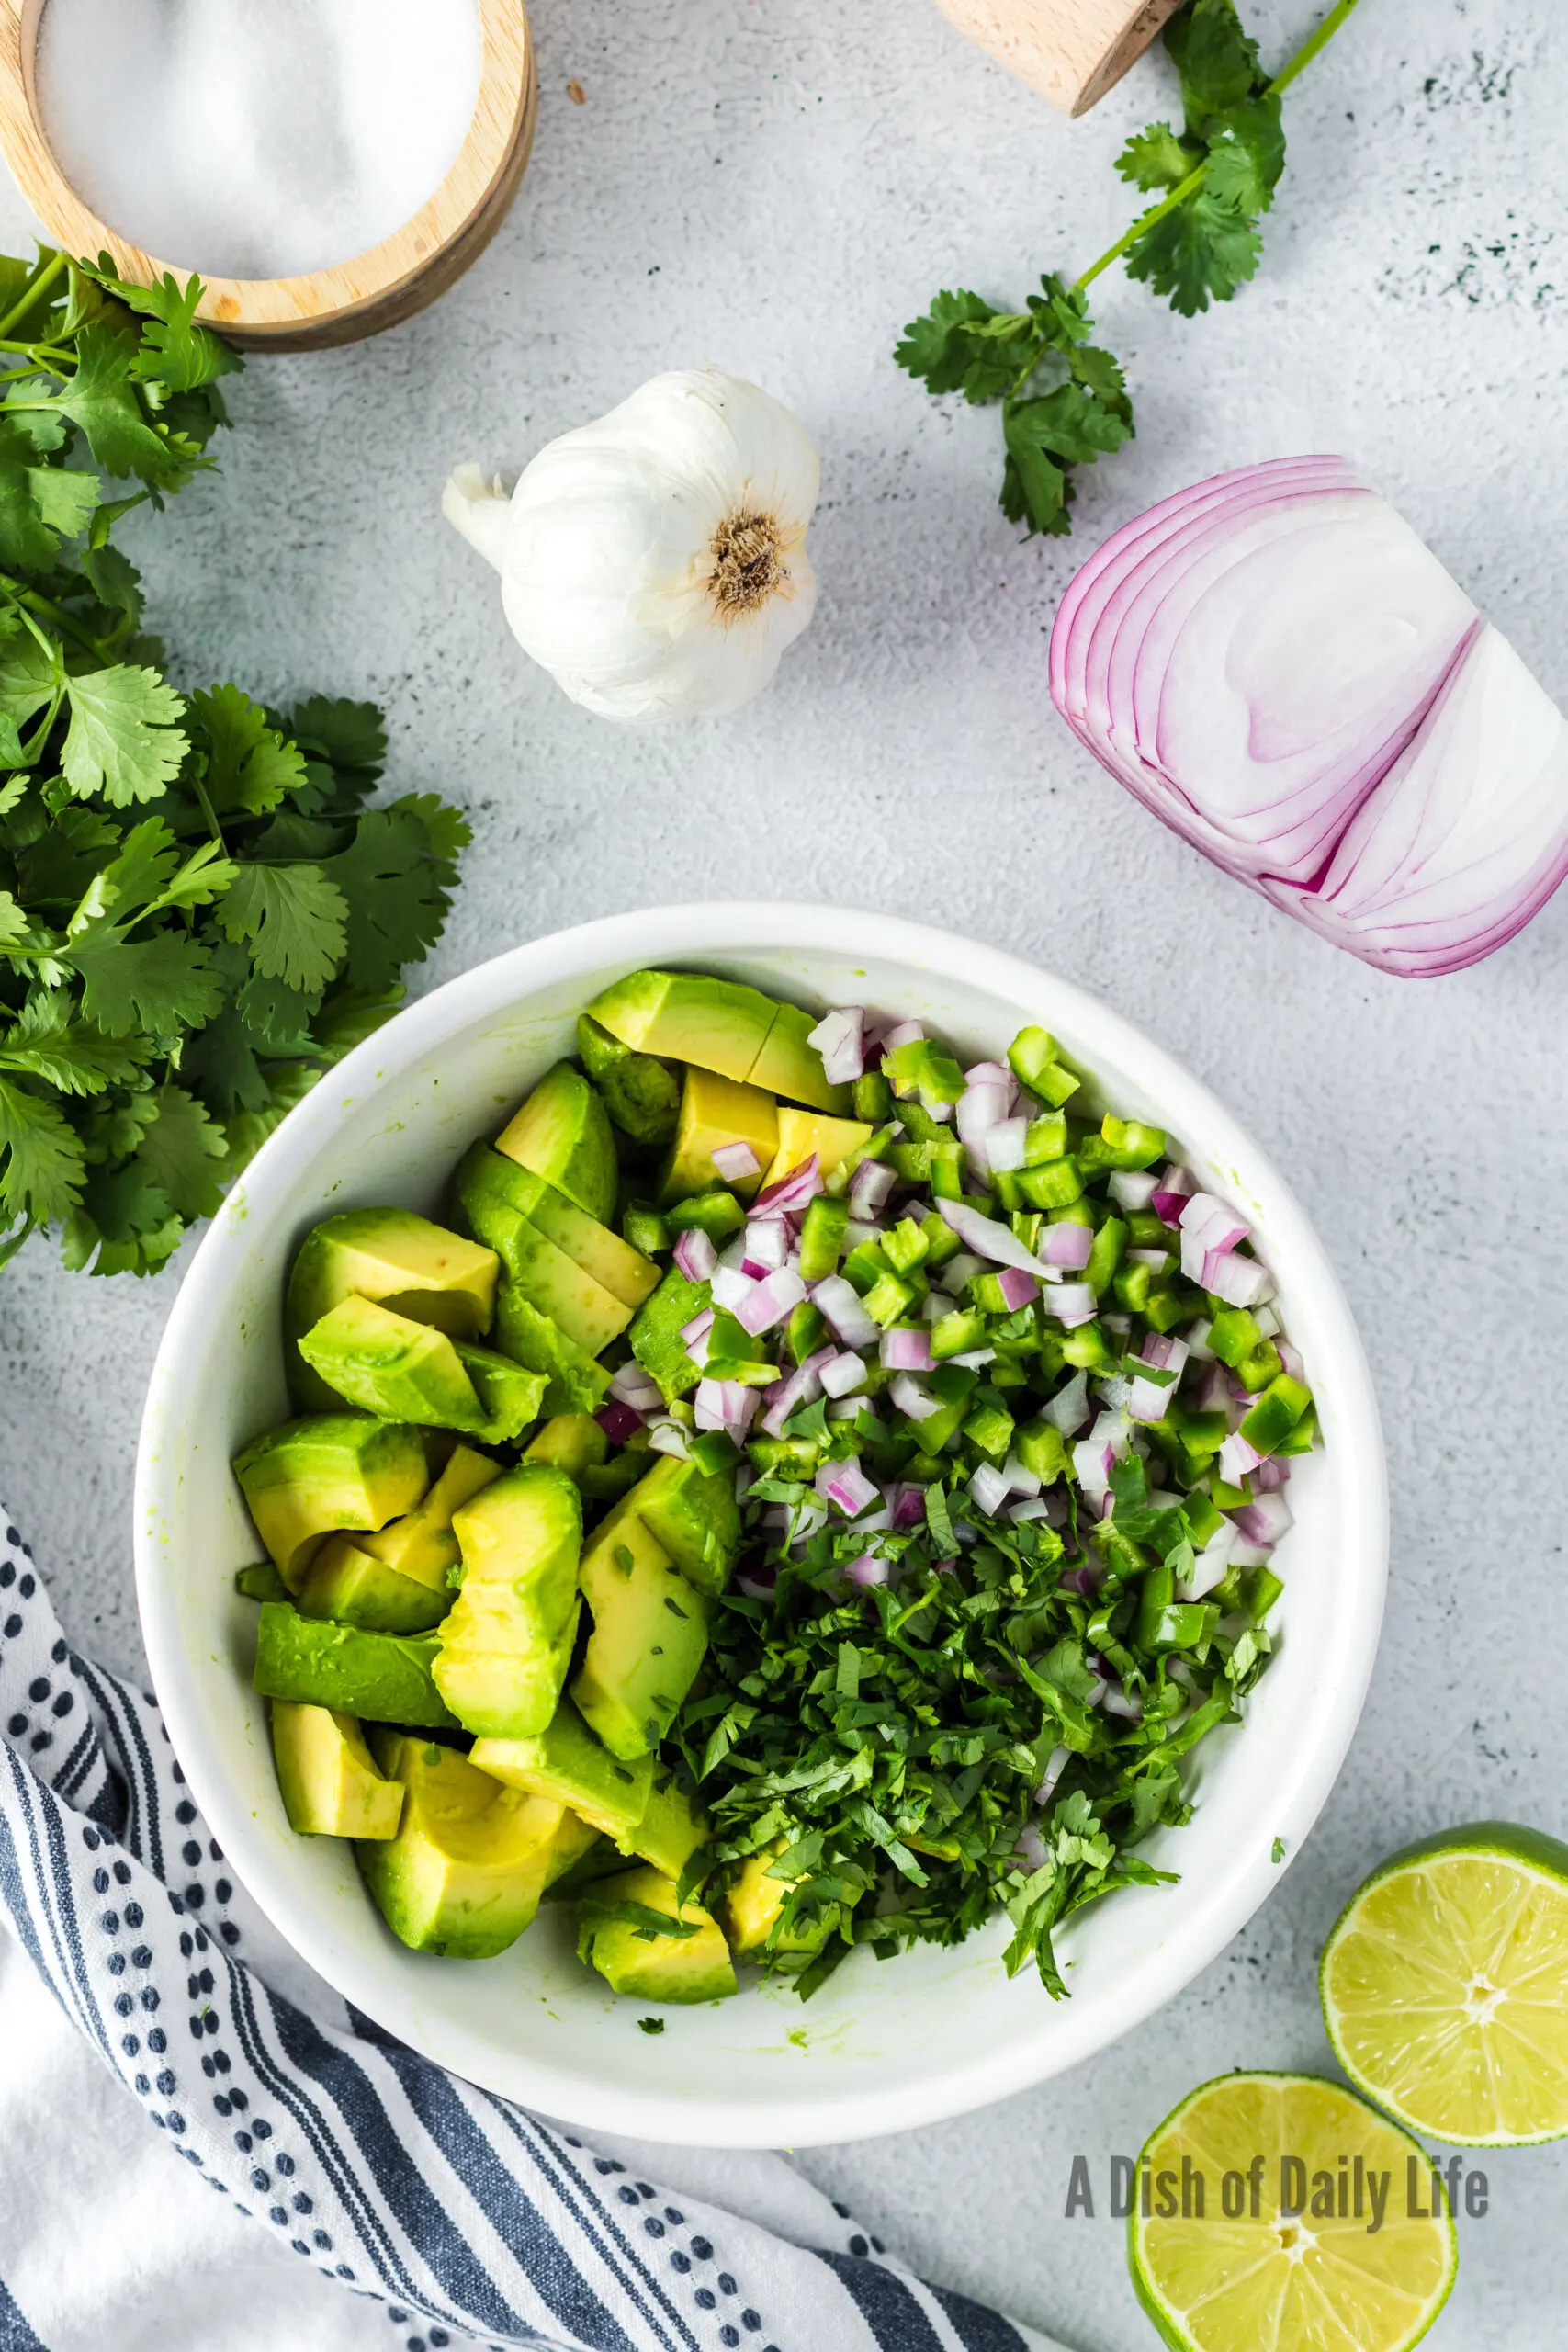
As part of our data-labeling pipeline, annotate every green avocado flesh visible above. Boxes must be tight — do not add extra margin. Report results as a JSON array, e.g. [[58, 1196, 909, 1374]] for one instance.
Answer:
[[630, 1769, 710, 1880], [628, 1266, 710, 1402], [286, 1207, 501, 1411], [294, 1538, 451, 1634], [575, 1012, 681, 1147], [455, 1140, 656, 1322], [233, 1415, 429, 1589], [357, 1733, 572, 1957], [491, 1284, 612, 1416], [253, 1602, 458, 1728], [469, 1700, 652, 1844], [576, 1865, 737, 2004], [586, 969, 849, 1114], [524, 1413, 607, 1479], [493, 1062, 618, 1226], [298, 1296, 546, 1443], [627, 1454, 740, 1599], [354, 1444, 502, 1592], [571, 1503, 711, 1762], [270, 1702, 403, 1839], [433, 1465, 582, 1736]]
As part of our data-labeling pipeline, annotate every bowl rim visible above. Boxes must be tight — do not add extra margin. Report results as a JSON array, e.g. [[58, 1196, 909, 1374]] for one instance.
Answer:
[[134, 900, 1389, 2147]]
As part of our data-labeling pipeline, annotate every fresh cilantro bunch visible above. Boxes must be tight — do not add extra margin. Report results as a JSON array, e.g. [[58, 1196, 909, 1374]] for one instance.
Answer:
[[896, 0, 1361, 537], [0, 247, 468, 1276], [677, 1453, 1269, 1999]]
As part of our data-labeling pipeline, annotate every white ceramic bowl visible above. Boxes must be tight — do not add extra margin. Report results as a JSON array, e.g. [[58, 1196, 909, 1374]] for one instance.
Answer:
[[135, 903, 1386, 2149]]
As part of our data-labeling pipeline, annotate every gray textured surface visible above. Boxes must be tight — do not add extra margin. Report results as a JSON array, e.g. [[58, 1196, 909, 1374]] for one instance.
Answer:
[[0, 0, 1562, 2343]]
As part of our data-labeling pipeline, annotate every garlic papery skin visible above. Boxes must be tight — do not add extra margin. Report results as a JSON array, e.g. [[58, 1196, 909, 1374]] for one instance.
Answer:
[[443, 367, 819, 724]]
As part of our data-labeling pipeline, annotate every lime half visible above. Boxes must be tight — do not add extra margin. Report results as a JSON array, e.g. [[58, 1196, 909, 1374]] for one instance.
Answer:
[[1129, 2071, 1456, 2352], [1321, 1819, 1568, 2147]]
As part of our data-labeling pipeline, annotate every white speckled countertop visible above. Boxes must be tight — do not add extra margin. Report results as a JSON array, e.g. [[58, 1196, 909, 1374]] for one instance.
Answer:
[[0, 3, 1560, 2343]]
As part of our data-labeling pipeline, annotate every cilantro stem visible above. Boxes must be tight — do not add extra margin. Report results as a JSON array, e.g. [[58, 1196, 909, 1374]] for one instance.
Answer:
[[191, 773, 227, 851], [1070, 0, 1363, 298], [2, 581, 111, 665], [0, 251, 64, 342]]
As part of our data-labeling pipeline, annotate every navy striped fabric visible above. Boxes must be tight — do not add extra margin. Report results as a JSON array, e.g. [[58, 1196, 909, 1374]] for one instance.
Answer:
[[0, 1513, 1049, 2352]]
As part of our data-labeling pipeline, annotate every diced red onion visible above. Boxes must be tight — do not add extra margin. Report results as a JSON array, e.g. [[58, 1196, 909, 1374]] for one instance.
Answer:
[[1107, 1169, 1159, 1213], [711, 1264, 757, 1316], [964, 1060, 1012, 1088], [1217, 1430, 1264, 1482], [1185, 1317, 1215, 1363], [891, 1482, 928, 1530], [994, 1266, 1040, 1311], [741, 1216, 790, 1272], [1234, 1492, 1294, 1545], [711, 1140, 761, 1182], [849, 1157, 896, 1216], [671, 1227, 717, 1283], [936, 1195, 1049, 1275], [694, 1378, 758, 1438], [889, 1372, 940, 1422], [1042, 1222, 1093, 1271], [985, 1116, 1029, 1173], [1072, 1436, 1115, 1502], [595, 1399, 645, 1443], [883, 1019, 925, 1050], [647, 1417, 692, 1460], [807, 1006, 866, 1085], [1128, 1333, 1189, 1426], [811, 1274, 881, 1350], [1228, 1537, 1275, 1569], [956, 1076, 1011, 1178], [880, 1327, 933, 1372], [736, 1561, 778, 1600], [1013, 1824, 1049, 1873], [950, 1346, 996, 1369], [843, 1217, 887, 1253], [1100, 1685, 1144, 1723], [733, 1265, 807, 1336], [1034, 1744, 1071, 1804], [1252, 1454, 1291, 1492], [609, 1362, 663, 1410], [846, 1553, 893, 1588], [1276, 1340, 1306, 1385], [816, 1456, 879, 1518], [1008, 1498, 1052, 1523], [759, 1346, 835, 1439], [752, 1152, 824, 1216], [998, 1452, 1043, 1500], [1192, 1362, 1232, 1417], [936, 1250, 987, 1294], [1044, 1368, 1090, 1435], [1043, 1282, 1097, 1329], [1179, 1523, 1237, 1600], [1204, 1250, 1275, 1309], [818, 1350, 867, 1398], [1151, 1165, 1196, 1227], [970, 1462, 1011, 1516]]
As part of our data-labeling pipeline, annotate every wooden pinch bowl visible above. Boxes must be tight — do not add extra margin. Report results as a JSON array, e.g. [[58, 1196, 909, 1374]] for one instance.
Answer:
[[0, 0, 536, 350]]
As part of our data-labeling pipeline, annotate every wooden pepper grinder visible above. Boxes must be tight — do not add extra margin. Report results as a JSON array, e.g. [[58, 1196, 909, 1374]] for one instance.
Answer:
[[933, 0, 1184, 116]]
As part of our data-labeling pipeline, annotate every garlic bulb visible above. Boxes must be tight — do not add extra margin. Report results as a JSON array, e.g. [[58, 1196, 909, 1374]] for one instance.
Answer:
[[443, 367, 819, 724]]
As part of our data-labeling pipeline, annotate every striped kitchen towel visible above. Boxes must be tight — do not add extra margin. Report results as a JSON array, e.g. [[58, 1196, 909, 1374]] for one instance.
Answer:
[[0, 1510, 1066, 2352]]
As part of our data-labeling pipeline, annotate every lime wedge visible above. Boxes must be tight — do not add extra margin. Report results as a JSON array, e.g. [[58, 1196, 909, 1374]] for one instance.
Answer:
[[1129, 2072, 1456, 2352], [1321, 1819, 1568, 2147]]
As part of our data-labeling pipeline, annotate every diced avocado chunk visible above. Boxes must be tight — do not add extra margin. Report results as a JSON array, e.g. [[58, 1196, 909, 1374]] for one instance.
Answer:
[[626, 1453, 740, 1598], [628, 1266, 710, 1402], [494, 1062, 617, 1225], [455, 1140, 655, 1319], [660, 1068, 777, 1205], [629, 1768, 710, 1880], [355, 1443, 502, 1593], [233, 1414, 428, 1589], [298, 1297, 546, 1443], [358, 1733, 564, 1958], [760, 1107, 873, 1195], [491, 1284, 612, 1416], [721, 1839, 847, 1969], [434, 1466, 583, 1737], [252, 1602, 458, 1728], [469, 1699, 652, 1845], [295, 1538, 452, 1634], [749, 1000, 852, 1114], [454, 1143, 634, 1353], [525, 1413, 609, 1479], [235, 1561, 290, 1603], [572, 1506, 711, 1762], [270, 1702, 403, 1839], [587, 968, 776, 1085], [576, 1865, 737, 2004], [285, 1207, 501, 1410], [576, 1013, 682, 1148]]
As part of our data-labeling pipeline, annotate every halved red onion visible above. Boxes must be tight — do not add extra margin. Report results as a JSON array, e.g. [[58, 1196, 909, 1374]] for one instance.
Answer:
[[811, 1273, 882, 1351], [881, 1326, 934, 1373], [752, 1152, 824, 1216], [595, 1399, 645, 1443], [807, 1006, 865, 1085], [672, 1227, 717, 1283], [1050, 457, 1568, 975]]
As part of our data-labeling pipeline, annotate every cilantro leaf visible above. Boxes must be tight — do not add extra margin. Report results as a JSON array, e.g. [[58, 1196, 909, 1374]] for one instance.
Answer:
[[1166, 0, 1266, 124], [1116, 121, 1198, 192], [0, 1074, 85, 1222], [61, 664, 188, 805], [133, 1081, 229, 1221], [39, 322, 176, 482], [0, 994, 150, 1094], [323, 800, 461, 992], [64, 920, 222, 1036], [1125, 186, 1265, 314], [192, 684, 307, 819], [285, 696, 388, 781], [895, 289, 1005, 398], [91, 265, 242, 395], [218, 864, 347, 995]]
